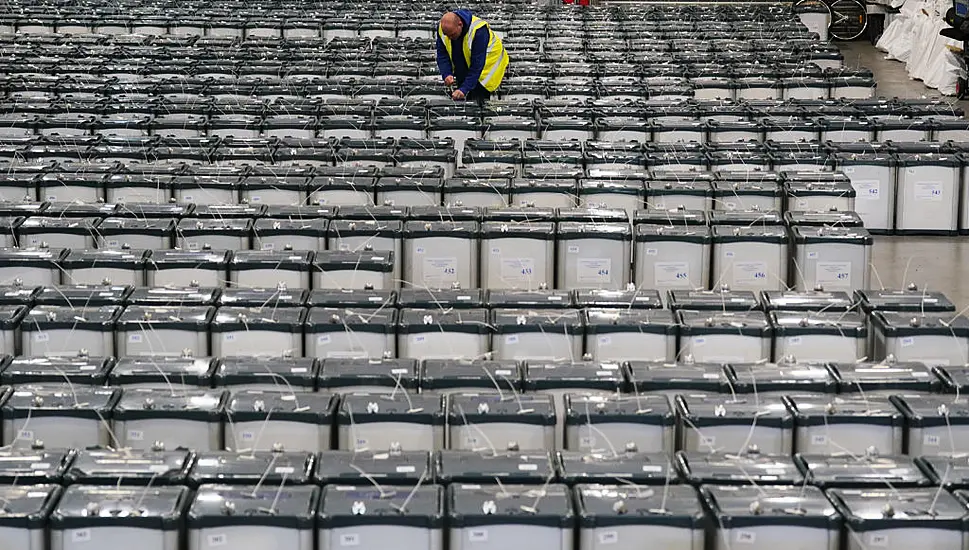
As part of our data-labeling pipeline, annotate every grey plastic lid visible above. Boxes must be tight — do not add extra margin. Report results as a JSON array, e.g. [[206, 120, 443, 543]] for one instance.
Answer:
[[397, 308, 491, 335], [492, 308, 583, 333], [785, 210, 865, 228], [890, 394, 969, 429], [711, 180, 782, 197], [584, 308, 677, 335], [793, 226, 872, 245], [676, 450, 803, 485], [919, 457, 969, 489], [113, 388, 226, 422], [564, 393, 673, 427], [676, 394, 792, 428], [857, 289, 956, 313], [448, 392, 555, 427], [708, 210, 785, 227], [19, 216, 101, 234], [230, 250, 314, 270], [149, 249, 231, 268], [786, 394, 902, 428], [188, 451, 315, 486], [1, 384, 119, 420], [525, 361, 624, 392], [830, 488, 967, 531], [214, 356, 318, 389], [0, 448, 75, 484], [60, 248, 150, 270], [448, 483, 573, 527], [761, 290, 854, 312], [397, 289, 485, 309], [633, 208, 707, 226], [306, 307, 396, 333], [109, 355, 215, 387], [189, 484, 319, 529], [63, 449, 192, 486], [315, 450, 430, 485], [485, 290, 573, 308], [728, 361, 836, 393], [576, 484, 702, 528], [0, 355, 113, 385], [314, 251, 394, 273], [829, 359, 940, 392], [796, 452, 930, 488], [403, 220, 478, 238], [319, 485, 443, 528], [480, 220, 556, 240], [556, 208, 630, 224], [226, 390, 337, 424], [0, 484, 61, 528], [34, 285, 131, 307], [702, 485, 839, 529], [0, 284, 39, 305], [422, 359, 522, 391], [217, 288, 308, 307], [668, 289, 760, 311], [771, 310, 867, 337], [678, 310, 772, 337], [556, 221, 631, 240], [436, 450, 554, 483], [211, 307, 306, 332], [338, 392, 445, 426], [50, 485, 189, 530], [483, 206, 557, 222], [635, 224, 711, 244], [127, 286, 220, 306], [627, 361, 727, 392], [319, 358, 418, 390], [117, 305, 215, 329], [307, 289, 396, 309], [573, 289, 663, 309], [326, 219, 403, 237]]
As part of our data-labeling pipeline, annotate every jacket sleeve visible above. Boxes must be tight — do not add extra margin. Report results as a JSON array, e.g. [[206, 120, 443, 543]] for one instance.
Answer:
[[458, 27, 490, 95], [436, 35, 453, 80]]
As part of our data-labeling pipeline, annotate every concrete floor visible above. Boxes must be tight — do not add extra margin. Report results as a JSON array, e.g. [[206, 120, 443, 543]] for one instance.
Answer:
[[836, 40, 969, 309]]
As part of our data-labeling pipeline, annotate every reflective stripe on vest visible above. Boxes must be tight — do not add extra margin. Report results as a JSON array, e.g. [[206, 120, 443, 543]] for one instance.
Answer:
[[438, 15, 509, 92]]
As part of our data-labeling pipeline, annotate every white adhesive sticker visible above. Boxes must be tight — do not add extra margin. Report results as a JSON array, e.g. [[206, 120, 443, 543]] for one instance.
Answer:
[[468, 529, 488, 543], [853, 180, 881, 201], [149, 464, 169, 473], [499, 257, 536, 282], [815, 262, 852, 290], [30, 462, 49, 470], [699, 435, 716, 448], [490, 247, 501, 255], [642, 465, 663, 472], [223, 333, 236, 342], [18, 430, 33, 441], [411, 335, 426, 346], [868, 534, 889, 547], [732, 261, 769, 287], [494, 369, 512, 376], [518, 463, 538, 471], [240, 431, 255, 442], [576, 258, 613, 284], [900, 337, 915, 347], [598, 531, 619, 545], [127, 430, 144, 441], [645, 248, 658, 256], [811, 434, 828, 445], [788, 336, 802, 346], [33, 332, 49, 342], [914, 181, 944, 202], [654, 261, 691, 287], [735, 531, 756, 544], [567, 245, 580, 254], [807, 251, 819, 259], [703, 373, 720, 379], [795, 199, 809, 209], [924, 434, 942, 446], [396, 465, 416, 473], [339, 533, 361, 547], [422, 257, 458, 286], [128, 333, 143, 343], [597, 335, 612, 346], [207, 534, 227, 547], [71, 529, 92, 543], [317, 334, 332, 345], [261, 242, 274, 250], [291, 367, 308, 373], [504, 334, 519, 345]]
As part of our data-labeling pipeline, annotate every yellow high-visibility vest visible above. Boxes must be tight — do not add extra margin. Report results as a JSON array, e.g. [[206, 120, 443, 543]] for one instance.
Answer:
[[438, 15, 509, 92]]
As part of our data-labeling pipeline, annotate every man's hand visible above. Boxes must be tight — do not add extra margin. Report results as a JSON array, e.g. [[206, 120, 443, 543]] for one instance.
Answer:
[[451, 89, 466, 100], [444, 75, 456, 86]]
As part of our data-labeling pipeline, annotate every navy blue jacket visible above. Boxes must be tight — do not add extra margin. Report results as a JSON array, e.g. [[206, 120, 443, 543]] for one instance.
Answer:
[[436, 9, 490, 95]]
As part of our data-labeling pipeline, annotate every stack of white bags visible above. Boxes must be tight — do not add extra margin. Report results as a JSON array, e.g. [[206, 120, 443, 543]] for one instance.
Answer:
[[876, 0, 966, 95]]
